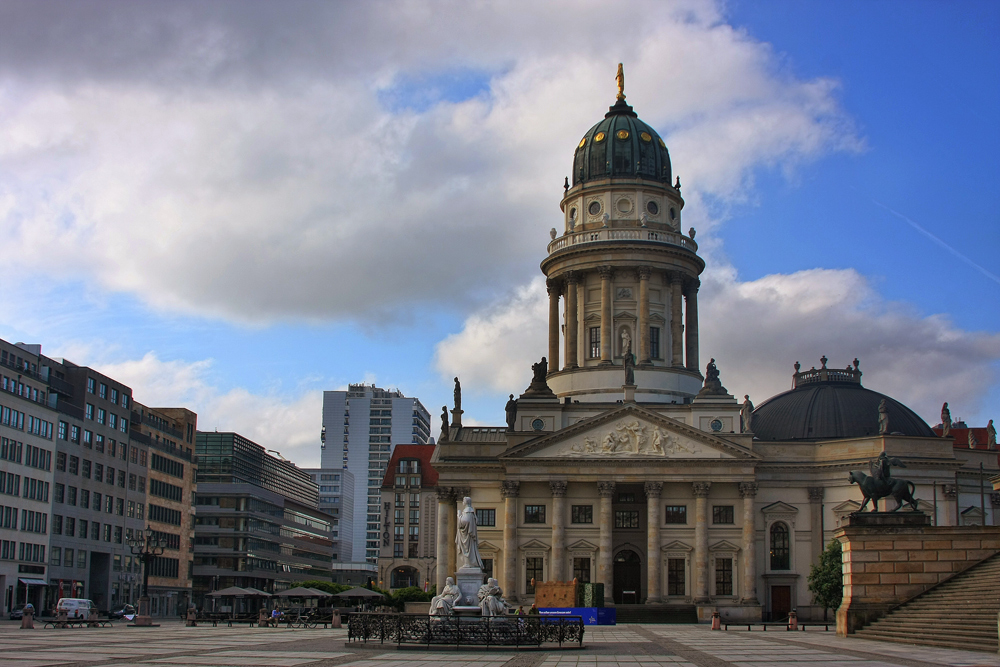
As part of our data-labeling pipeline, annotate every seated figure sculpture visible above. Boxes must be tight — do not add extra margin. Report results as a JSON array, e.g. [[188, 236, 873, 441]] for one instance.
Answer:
[[477, 577, 508, 616], [429, 577, 462, 616]]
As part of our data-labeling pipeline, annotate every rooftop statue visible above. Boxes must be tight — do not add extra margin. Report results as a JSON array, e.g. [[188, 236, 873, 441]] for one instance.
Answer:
[[623, 338, 635, 386], [440, 406, 449, 442], [505, 394, 517, 431], [741, 395, 754, 433], [615, 62, 625, 101], [696, 358, 728, 397], [988, 419, 996, 448], [848, 452, 919, 512], [878, 398, 889, 435], [453, 377, 462, 412], [941, 402, 952, 437]]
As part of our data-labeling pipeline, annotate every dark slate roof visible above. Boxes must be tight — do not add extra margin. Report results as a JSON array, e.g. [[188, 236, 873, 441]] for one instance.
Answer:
[[572, 99, 671, 186], [752, 381, 936, 442]]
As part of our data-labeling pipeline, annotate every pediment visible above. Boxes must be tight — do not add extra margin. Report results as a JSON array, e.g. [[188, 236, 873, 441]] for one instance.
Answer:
[[478, 541, 499, 552], [831, 500, 861, 514], [518, 539, 550, 552], [502, 403, 758, 461], [568, 539, 599, 551], [649, 313, 666, 323], [661, 540, 692, 553], [584, 312, 601, 322], [761, 501, 799, 515], [613, 311, 636, 320], [710, 539, 742, 553]]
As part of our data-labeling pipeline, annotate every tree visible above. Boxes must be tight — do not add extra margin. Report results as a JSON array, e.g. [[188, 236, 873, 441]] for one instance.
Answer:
[[298, 580, 352, 595], [808, 540, 843, 619]]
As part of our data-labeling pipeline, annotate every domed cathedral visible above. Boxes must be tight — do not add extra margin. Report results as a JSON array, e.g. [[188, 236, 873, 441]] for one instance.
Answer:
[[429, 67, 997, 624], [543, 64, 704, 403]]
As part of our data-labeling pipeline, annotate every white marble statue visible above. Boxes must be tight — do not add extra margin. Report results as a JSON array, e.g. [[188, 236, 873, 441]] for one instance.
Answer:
[[456, 496, 484, 570], [477, 577, 508, 616], [429, 577, 462, 616]]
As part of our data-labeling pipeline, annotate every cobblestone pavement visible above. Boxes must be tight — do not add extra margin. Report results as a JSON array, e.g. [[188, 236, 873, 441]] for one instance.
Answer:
[[0, 621, 998, 667]]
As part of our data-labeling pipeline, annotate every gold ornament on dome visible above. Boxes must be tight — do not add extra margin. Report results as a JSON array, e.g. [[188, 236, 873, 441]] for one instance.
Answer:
[[616, 129, 629, 140], [658, 137, 666, 148], [594, 131, 606, 143], [615, 63, 625, 101], [640, 132, 652, 142], [578, 137, 587, 148]]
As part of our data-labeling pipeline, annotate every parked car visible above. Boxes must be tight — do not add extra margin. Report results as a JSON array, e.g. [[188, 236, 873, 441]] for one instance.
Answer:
[[107, 604, 136, 620], [8, 606, 23, 620], [55, 598, 97, 619]]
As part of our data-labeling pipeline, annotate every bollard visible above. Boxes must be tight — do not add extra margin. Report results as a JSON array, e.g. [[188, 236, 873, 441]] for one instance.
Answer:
[[186, 608, 198, 627], [21, 607, 34, 630], [788, 610, 798, 631], [332, 608, 342, 629], [711, 610, 721, 631], [258, 608, 270, 627]]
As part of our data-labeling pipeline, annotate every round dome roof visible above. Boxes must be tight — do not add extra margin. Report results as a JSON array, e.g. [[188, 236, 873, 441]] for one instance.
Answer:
[[572, 99, 672, 186], [751, 361, 936, 441]]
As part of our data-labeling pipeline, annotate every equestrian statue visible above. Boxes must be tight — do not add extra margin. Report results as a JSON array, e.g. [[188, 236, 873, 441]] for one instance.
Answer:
[[848, 452, 919, 512]]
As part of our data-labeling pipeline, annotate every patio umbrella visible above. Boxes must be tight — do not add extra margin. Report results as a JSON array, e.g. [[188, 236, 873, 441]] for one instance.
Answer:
[[208, 586, 252, 597], [333, 587, 387, 598], [305, 588, 333, 597], [276, 586, 325, 597], [242, 587, 273, 597]]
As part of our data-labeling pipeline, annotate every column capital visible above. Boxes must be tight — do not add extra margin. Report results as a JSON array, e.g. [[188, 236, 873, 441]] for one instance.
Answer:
[[807, 486, 825, 502], [454, 486, 471, 500], [942, 484, 957, 498], [437, 487, 454, 501], [991, 492, 1000, 507], [644, 481, 663, 498], [738, 481, 758, 498], [692, 481, 712, 497], [550, 481, 568, 497], [500, 480, 520, 498], [685, 278, 701, 295], [598, 265, 614, 280], [565, 271, 581, 285], [669, 271, 684, 285], [597, 481, 616, 498], [637, 266, 652, 281], [546, 278, 563, 296]]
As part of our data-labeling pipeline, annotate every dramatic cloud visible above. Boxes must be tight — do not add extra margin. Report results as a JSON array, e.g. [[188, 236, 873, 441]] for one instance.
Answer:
[[0, 0, 858, 324]]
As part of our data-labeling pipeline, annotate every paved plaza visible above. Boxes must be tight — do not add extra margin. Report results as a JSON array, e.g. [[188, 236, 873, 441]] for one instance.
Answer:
[[1, 621, 998, 667]]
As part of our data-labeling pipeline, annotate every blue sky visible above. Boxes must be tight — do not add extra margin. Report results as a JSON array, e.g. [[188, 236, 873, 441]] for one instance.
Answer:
[[0, 0, 996, 467]]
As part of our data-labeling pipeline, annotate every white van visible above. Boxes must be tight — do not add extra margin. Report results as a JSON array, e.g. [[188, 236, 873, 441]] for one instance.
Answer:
[[56, 598, 97, 619]]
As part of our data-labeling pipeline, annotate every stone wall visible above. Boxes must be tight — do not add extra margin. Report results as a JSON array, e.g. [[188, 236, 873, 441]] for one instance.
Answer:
[[835, 513, 1000, 636]]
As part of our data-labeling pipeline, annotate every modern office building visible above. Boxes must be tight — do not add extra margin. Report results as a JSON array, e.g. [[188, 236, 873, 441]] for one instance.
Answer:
[[0, 342, 57, 614], [130, 403, 198, 616], [377, 444, 438, 592], [301, 467, 355, 563], [320, 385, 430, 564], [193, 432, 334, 608]]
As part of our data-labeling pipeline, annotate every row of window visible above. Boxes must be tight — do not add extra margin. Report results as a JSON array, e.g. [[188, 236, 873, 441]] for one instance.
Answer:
[[0, 505, 48, 533], [472, 504, 738, 526], [1, 374, 46, 406], [58, 422, 135, 459], [0, 405, 52, 438], [149, 504, 183, 527], [149, 478, 183, 502], [86, 377, 129, 409], [150, 453, 184, 479], [588, 327, 662, 359], [0, 540, 45, 562], [1, 439, 52, 471], [0, 472, 50, 502]]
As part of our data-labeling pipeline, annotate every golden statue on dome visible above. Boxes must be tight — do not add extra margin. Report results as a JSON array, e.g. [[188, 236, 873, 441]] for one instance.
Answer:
[[615, 63, 625, 100]]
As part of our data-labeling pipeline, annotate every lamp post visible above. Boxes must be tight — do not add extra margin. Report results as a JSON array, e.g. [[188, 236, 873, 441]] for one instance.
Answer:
[[127, 527, 167, 626]]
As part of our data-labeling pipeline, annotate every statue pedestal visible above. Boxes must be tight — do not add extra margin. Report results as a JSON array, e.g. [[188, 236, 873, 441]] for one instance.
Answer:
[[455, 567, 484, 607]]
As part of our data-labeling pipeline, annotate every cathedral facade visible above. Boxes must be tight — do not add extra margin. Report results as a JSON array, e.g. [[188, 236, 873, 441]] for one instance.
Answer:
[[431, 71, 997, 622]]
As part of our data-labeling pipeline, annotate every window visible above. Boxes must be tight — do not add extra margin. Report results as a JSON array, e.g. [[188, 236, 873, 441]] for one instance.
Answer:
[[111, 388, 118, 404], [69, 456, 79, 475], [52, 515, 62, 535], [118, 470, 126, 487], [97, 408, 106, 425], [85, 403, 94, 420], [408, 526, 419, 541], [56, 452, 66, 472], [524, 505, 546, 524], [94, 463, 103, 483], [589, 327, 600, 358], [94, 435, 104, 453], [87, 378, 95, 393], [571, 505, 593, 524], [394, 526, 403, 541], [58, 421, 67, 440], [80, 489, 90, 509], [393, 543, 403, 557], [715, 557, 733, 596], [409, 509, 420, 522], [526, 557, 543, 593], [82, 459, 91, 479], [712, 505, 734, 524], [573, 557, 591, 583], [70, 425, 79, 443], [83, 430, 92, 447], [665, 505, 687, 524], [64, 547, 74, 567], [115, 498, 123, 515], [78, 519, 88, 538], [106, 467, 115, 484], [93, 492, 101, 512], [91, 521, 100, 540], [770, 522, 790, 570], [475, 509, 496, 527], [65, 517, 75, 537], [668, 558, 685, 596], [54, 484, 64, 503], [650, 326, 660, 359], [68, 486, 77, 505], [99, 383, 107, 399], [51, 546, 61, 566], [615, 510, 640, 529]]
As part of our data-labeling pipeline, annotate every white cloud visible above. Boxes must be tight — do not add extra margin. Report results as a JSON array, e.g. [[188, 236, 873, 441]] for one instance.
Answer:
[[0, 0, 860, 325], [95, 352, 324, 467]]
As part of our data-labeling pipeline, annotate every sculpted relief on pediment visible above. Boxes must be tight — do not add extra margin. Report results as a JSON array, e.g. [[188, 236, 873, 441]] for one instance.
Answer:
[[527, 418, 727, 459]]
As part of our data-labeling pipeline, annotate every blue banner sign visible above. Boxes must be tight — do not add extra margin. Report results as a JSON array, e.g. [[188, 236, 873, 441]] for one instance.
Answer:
[[539, 607, 616, 625]]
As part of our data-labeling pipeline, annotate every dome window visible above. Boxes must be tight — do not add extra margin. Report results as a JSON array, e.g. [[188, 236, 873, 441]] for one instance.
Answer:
[[646, 201, 659, 215], [578, 137, 587, 148], [594, 132, 606, 143], [616, 198, 632, 214], [640, 132, 652, 142], [616, 129, 630, 140], [669, 207, 676, 221], [588, 201, 602, 216]]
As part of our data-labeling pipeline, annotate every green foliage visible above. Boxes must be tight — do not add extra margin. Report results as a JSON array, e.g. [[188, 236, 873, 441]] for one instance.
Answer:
[[808, 540, 844, 613], [298, 580, 352, 595], [389, 586, 435, 610]]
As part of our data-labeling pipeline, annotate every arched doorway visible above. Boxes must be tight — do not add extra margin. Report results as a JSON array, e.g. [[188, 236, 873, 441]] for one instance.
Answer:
[[390, 566, 419, 590], [613, 550, 641, 604]]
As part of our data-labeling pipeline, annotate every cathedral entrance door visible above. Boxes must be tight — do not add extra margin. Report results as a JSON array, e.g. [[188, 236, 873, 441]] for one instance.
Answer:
[[613, 550, 641, 604], [770, 585, 791, 620]]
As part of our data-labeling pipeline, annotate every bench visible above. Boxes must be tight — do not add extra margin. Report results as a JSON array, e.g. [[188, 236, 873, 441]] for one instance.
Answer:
[[723, 622, 831, 632]]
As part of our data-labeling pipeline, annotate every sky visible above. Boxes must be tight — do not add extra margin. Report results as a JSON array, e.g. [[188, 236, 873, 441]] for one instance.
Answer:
[[0, 0, 997, 468]]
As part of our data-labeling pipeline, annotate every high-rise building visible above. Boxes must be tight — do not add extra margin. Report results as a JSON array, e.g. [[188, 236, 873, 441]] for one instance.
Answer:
[[320, 385, 430, 564], [193, 432, 334, 608], [301, 467, 355, 562]]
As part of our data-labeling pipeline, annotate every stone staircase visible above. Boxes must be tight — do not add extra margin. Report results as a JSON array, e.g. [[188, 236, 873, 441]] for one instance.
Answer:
[[855, 551, 1000, 652], [613, 604, 698, 624]]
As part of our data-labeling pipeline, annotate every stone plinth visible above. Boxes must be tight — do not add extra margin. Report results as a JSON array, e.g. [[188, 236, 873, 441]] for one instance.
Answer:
[[835, 513, 1000, 637], [455, 567, 484, 607], [534, 580, 578, 608]]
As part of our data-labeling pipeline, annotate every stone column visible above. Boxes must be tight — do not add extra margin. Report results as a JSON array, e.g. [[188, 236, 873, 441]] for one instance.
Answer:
[[692, 481, 711, 603], [436, 487, 453, 592], [599, 266, 613, 364], [638, 267, 651, 364], [550, 481, 568, 581], [597, 481, 616, 605], [547, 279, 561, 373], [685, 279, 700, 372], [809, 486, 825, 566], [501, 481, 520, 602], [739, 482, 759, 604], [670, 274, 684, 367], [565, 273, 579, 368], [645, 481, 663, 603]]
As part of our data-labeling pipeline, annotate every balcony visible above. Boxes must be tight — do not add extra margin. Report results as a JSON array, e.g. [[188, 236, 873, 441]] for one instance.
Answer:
[[546, 226, 698, 255]]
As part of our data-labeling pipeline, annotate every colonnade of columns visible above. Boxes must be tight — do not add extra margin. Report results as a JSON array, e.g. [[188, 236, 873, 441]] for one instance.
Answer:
[[438, 479, 758, 605], [546, 268, 699, 373]]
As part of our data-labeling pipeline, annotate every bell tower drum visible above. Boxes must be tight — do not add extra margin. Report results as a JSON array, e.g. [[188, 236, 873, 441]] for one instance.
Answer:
[[541, 65, 705, 403]]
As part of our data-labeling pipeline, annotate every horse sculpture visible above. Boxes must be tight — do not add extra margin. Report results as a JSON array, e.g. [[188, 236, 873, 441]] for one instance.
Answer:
[[848, 470, 919, 512]]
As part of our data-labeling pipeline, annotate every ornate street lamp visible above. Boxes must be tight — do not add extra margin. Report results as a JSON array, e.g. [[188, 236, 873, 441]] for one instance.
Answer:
[[127, 527, 168, 626]]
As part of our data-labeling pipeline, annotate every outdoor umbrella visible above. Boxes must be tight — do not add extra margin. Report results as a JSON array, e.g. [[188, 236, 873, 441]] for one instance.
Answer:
[[208, 586, 252, 597], [305, 588, 333, 597], [242, 587, 273, 597], [333, 587, 387, 598], [276, 586, 325, 597]]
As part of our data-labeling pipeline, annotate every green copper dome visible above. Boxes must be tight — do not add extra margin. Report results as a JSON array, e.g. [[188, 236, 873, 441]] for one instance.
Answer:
[[572, 99, 672, 186]]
